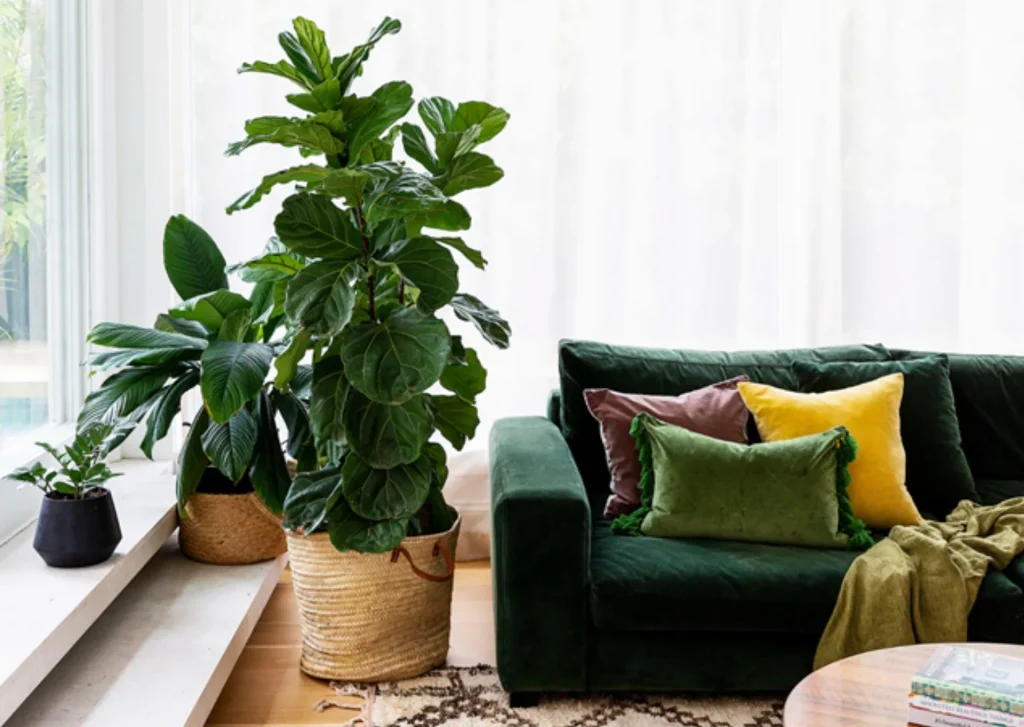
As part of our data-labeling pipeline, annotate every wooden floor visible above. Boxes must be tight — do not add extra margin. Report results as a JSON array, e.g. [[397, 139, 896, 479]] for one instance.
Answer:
[[205, 561, 495, 726]]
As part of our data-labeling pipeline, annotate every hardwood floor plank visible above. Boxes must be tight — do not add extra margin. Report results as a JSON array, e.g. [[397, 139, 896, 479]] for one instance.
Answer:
[[206, 562, 496, 726]]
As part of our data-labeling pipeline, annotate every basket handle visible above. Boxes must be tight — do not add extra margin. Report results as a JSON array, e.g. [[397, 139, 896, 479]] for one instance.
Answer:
[[390, 541, 454, 583]]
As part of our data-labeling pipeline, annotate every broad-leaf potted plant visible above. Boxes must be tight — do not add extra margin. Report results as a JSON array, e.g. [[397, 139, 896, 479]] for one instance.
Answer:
[[228, 15, 510, 680], [80, 217, 306, 564], [6, 423, 126, 567]]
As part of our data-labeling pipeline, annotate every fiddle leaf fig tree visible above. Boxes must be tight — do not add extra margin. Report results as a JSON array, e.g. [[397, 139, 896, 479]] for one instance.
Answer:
[[229, 16, 510, 554]]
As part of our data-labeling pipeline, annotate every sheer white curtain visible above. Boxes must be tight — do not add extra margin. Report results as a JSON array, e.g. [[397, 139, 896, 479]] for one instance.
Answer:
[[182, 1, 1024, 555], [188, 0, 1024, 433]]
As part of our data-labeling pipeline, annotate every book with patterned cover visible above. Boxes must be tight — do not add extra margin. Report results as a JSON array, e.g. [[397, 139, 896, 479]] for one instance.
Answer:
[[912, 647, 1024, 716]]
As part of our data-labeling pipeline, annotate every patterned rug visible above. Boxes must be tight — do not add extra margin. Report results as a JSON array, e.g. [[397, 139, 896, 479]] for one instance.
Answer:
[[315, 665, 785, 727]]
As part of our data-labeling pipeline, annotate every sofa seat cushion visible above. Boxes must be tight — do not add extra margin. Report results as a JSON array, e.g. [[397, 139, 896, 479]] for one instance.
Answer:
[[589, 522, 1024, 637]]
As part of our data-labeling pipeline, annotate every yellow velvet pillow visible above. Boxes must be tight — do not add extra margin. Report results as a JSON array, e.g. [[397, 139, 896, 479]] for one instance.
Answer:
[[737, 374, 922, 530]]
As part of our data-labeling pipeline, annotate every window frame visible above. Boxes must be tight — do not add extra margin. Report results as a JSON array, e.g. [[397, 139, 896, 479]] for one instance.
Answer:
[[0, 0, 97, 544]]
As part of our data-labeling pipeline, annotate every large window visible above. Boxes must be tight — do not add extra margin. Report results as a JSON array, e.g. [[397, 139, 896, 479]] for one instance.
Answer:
[[0, 0, 47, 443]]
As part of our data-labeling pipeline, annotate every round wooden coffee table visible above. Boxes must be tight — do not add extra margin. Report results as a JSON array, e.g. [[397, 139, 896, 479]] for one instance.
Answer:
[[784, 643, 1024, 726]]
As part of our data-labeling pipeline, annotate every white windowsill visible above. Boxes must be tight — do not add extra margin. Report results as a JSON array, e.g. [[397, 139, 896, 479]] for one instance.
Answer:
[[0, 459, 177, 725]]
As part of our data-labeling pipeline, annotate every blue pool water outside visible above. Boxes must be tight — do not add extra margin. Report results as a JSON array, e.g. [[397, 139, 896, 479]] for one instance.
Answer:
[[0, 397, 48, 434]]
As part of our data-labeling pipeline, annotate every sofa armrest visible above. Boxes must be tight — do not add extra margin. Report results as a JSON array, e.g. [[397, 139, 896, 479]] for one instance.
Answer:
[[490, 417, 591, 693]]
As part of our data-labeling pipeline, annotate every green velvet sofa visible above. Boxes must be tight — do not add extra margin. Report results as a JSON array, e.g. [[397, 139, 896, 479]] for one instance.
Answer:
[[489, 340, 1024, 702]]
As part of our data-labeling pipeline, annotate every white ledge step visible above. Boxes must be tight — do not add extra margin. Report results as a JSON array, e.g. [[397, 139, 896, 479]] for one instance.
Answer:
[[0, 461, 177, 725], [7, 538, 287, 727]]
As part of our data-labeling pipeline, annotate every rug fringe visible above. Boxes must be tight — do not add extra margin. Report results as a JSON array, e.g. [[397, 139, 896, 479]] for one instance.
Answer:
[[313, 682, 375, 727]]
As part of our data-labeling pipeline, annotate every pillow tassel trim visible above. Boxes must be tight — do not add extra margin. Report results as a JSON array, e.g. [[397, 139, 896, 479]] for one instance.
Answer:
[[610, 413, 656, 536], [834, 427, 874, 550]]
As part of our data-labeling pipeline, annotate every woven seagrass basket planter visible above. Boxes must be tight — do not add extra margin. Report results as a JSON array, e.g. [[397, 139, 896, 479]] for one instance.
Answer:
[[179, 489, 287, 565], [286, 511, 461, 682]]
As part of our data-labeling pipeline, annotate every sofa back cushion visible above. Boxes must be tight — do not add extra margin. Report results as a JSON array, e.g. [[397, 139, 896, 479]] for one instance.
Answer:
[[558, 339, 889, 501], [794, 356, 977, 518], [891, 350, 1024, 481]]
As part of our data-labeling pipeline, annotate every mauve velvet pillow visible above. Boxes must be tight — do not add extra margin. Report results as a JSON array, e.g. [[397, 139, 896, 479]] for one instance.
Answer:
[[585, 376, 750, 518]]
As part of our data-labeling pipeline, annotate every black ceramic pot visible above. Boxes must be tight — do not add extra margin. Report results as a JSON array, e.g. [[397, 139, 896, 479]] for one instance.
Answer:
[[33, 488, 123, 568]]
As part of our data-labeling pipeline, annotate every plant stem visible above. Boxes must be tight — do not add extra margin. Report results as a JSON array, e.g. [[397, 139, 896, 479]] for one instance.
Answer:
[[352, 204, 376, 321], [399, 280, 406, 305]]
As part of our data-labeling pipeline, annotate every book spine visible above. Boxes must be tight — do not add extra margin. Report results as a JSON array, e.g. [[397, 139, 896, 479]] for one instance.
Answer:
[[909, 705, 993, 727], [911, 695, 1024, 727], [912, 677, 1024, 715]]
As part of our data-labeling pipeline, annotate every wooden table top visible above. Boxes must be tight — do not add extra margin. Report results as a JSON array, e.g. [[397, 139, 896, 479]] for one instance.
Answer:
[[784, 643, 1024, 726]]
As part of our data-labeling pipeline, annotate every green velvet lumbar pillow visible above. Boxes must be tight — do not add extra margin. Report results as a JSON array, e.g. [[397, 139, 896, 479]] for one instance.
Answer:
[[612, 413, 873, 550]]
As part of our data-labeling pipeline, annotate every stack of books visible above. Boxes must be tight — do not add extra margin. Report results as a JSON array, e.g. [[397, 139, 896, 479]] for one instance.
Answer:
[[909, 646, 1024, 727]]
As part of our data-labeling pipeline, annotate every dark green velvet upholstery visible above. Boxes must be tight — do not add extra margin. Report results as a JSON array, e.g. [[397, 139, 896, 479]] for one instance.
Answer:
[[558, 340, 889, 498], [492, 344, 1024, 695], [794, 356, 978, 518], [489, 417, 590, 693], [590, 521, 1022, 638], [590, 522, 858, 634], [890, 350, 1024, 480]]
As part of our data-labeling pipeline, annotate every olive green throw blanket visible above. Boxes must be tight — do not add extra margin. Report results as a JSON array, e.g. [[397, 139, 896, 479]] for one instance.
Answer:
[[814, 497, 1024, 669]]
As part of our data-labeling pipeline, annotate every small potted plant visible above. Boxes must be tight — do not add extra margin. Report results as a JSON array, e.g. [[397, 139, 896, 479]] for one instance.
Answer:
[[228, 15, 510, 681], [6, 423, 125, 567], [79, 218, 308, 564]]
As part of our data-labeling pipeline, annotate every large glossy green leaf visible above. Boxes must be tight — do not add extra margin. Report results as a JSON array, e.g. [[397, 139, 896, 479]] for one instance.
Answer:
[[163, 215, 228, 300], [227, 164, 332, 214], [238, 59, 311, 89], [228, 251, 305, 285], [341, 450, 431, 520], [450, 293, 511, 349], [343, 389, 431, 468], [399, 123, 436, 172], [434, 237, 486, 270], [292, 17, 332, 80], [286, 79, 342, 114], [440, 347, 486, 402], [284, 260, 356, 335], [273, 327, 310, 390], [277, 32, 320, 85], [250, 391, 292, 515], [407, 199, 472, 234], [282, 464, 341, 533], [176, 409, 210, 514], [441, 152, 504, 196], [334, 17, 402, 93], [140, 369, 200, 459], [327, 496, 407, 554], [226, 119, 343, 157], [275, 193, 363, 259], [86, 323, 206, 352], [170, 290, 252, 333], [218, 308, 252, 342], [273, 389, 315, 463], [154, 313, 209, 339], [317, 168, 369, 207], [345, 81, 413, 164], [378, 238, 458, 313], [309, 354, 348, 447], [452, 101, 509, 143], [418, 97, 456, 137], [85, 347, 199, 371], [200, 339, 274, 422], [356, 125, 401, 165], [430, 394, 479, 450], [435, 127, 481, 168], [423, 442, 449, 487], [78, 366, 173, 431], [363, 168, 449, 231], [201, 408, 257, 483], [341, 308, 450, 404]]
